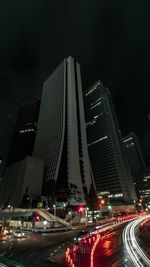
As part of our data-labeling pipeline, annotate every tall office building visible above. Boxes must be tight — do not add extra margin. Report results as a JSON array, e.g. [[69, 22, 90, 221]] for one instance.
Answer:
[[33, 57, 93, 203], [0, 156, 44, 208], [6, 96, 40, 167], [83, 80, 137, 203], [123, 132, 146, 178], [123, 132, 146, 199]]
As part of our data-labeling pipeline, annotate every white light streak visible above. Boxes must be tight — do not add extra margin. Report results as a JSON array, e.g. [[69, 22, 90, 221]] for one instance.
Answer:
[[123, 215, 150, 267]]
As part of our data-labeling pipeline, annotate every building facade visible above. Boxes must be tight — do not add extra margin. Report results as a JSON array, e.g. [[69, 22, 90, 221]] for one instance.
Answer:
[[0, 156, 44, 208], [123, 132, 146, 178], [6, 96, 40, 167], [123, 132, 146, 199], [33, 57, 93, 203], [83, 80, 137, 203]]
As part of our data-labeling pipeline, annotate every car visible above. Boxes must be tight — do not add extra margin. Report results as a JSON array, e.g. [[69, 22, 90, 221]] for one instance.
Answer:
[[74, 230, 89, 242], [13, 230, 26, 238]]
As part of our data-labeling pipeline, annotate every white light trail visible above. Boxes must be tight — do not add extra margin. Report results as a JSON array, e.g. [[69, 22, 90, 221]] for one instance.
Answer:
[[123, 215, 150, 267]]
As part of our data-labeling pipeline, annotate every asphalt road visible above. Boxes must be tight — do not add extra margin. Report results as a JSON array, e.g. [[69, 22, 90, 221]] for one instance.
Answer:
[[138, 220, 150, 257], [90, 224, 126, 267], [122, 215, 150, 267], [0, 230, 77, 267], [0, 220, 145, 267]]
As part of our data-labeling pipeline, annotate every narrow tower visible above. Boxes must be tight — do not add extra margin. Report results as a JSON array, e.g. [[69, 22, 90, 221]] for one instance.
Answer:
[[123, 132, 146, 177], [33, 57, 93, 203]]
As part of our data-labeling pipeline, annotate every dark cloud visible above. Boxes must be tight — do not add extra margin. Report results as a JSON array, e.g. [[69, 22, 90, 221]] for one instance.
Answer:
[[0, 0, 150, 166]]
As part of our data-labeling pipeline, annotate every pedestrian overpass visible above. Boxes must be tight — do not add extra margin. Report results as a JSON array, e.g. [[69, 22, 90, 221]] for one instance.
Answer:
[[0, 208, 71, 231]]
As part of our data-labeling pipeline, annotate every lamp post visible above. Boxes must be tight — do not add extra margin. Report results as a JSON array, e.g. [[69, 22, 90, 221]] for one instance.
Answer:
[[68, 211, 72, 227], [85, 207, 89, 226], [30, 197, 32, 209], [108, 205, 113, 218], [53, 204, 56, 220], [133, 199, 138, 214]]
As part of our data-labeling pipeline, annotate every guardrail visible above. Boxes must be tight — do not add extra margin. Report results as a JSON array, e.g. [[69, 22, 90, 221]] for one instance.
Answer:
[[21, 226, 71, 233], [65, 214, 140, 267]]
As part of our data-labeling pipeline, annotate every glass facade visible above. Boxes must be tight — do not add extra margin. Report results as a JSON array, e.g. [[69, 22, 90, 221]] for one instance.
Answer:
[[123, 132, 146, 178], [33, 57, 93, 202], [84, 81, 137, 203], [6, 96, 40, 167]]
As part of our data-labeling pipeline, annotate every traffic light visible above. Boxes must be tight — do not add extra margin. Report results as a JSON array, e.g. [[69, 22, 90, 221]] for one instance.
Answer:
[[78, 207, 84, 213], [35, 215, 41, 221]]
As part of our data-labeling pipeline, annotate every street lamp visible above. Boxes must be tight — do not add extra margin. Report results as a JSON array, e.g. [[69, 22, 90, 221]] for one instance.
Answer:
[[108, 205, 113, 218], [133, 200, 137, 214], [53, 204, 56, 220], [85, 207, 89, 226], [68, 211, 72, 227]]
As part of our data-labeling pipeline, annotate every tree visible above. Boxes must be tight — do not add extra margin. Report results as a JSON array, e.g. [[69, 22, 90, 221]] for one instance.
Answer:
[[20, 193, 30, 208], [86, 184, 99, 222], [20, 187, 30, 208], [67, 183, 81, 204]]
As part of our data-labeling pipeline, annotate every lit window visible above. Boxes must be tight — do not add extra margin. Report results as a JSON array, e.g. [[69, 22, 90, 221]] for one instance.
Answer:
[[88, 135, 108, 146], [19, 128, 35, 133], [98, 191, 110, 196], [90, 101, 102, 110], [123, 137, 133, 143], [85, 82, 101, 96], [90, 121, 96, 125], [90, 97, 102, 107], [108, 193, 123, 198]]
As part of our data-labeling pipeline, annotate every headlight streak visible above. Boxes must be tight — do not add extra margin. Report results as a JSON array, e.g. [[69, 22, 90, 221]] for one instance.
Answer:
[[123, 223, 143, 267], [123, 215, 150, 267]]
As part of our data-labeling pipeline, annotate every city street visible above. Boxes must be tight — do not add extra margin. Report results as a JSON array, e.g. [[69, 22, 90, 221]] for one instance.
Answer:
[[1, 217, 150, 267], [91, 215, 150, 267], [90, 226, 125, 267], [122, 215, 150, 267], [0, 230, 77, 267], [0, 224, 127, 267], [65, 216, 150, 267]]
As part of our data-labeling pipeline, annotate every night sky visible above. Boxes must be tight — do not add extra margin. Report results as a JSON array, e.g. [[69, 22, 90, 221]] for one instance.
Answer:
[[0, 0, 150, 171]]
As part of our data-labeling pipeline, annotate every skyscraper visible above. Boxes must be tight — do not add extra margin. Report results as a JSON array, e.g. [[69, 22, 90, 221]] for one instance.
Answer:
[[0, 156, 44, 208], [123, 132, 146, 199], [0, 96, 42, 208], [83, 80, 137, 203], [6, 96, 40, 167], [33, 57, 93, 203], [123, 132, 146, 178]]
